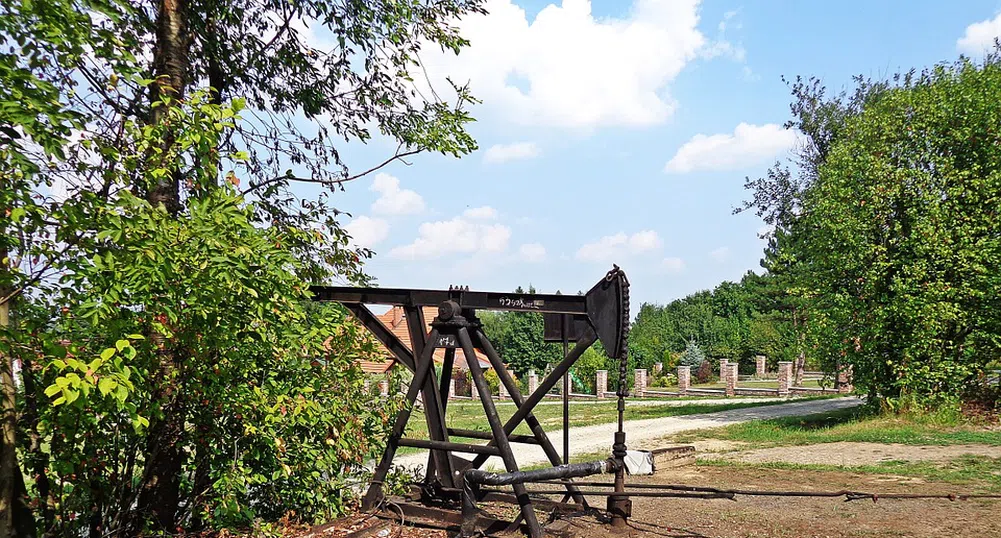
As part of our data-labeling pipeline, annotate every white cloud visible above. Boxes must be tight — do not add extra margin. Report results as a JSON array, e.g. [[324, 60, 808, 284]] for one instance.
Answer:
[[390, 215, 511, 259], [345, 216, 390, 249], [709, 246, 729, 262], [707, 9, 744, 61], [958, 13, 1001, 55], [418, 0, 723, 130], [575, 230, 662, 263], [463, 206, 499, 219], [664, 123, 797, 174], [370, 173, 425, 215], [662, 257, 685, 273], [484, 142, 541, 163], [519, 243, 546, 262]]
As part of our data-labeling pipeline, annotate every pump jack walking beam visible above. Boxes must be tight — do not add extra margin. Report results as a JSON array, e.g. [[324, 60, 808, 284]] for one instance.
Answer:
[[310, 266, 631, 538]]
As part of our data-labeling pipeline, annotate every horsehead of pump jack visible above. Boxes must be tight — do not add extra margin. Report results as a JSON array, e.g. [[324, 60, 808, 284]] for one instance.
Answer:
[[308, 266, 633, 538]]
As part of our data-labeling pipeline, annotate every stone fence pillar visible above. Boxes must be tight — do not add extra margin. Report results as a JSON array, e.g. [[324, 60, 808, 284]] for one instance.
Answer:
[[596, 370, 608, 398], [678, 366, 690, 395], [470, 377, 479, 400], [726, 363, 738, 397], [755, 355, 767, 378], [528, 369, 539, 396], [448, 377, 455, 400], [633, 369, 647, 398], [837, 365, 854, 394], [498, 371, 510, 400], [379, 378, 389, 397], [778, 361, 793, 397], [719, 359, 729, 383]]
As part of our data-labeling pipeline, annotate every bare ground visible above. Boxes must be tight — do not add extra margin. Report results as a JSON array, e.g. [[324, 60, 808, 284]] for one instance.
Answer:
[[550, 465, 1001, 538], [309, 464, 1000, 538], [697, 441, 1001, 466]]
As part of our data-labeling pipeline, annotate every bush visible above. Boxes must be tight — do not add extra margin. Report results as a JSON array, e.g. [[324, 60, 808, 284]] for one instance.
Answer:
[[649, 374, 677, 388], [694, 362, 713, 384]]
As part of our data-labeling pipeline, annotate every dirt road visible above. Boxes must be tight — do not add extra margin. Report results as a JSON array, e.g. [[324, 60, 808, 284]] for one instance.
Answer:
[[393, 396, 864, 471]]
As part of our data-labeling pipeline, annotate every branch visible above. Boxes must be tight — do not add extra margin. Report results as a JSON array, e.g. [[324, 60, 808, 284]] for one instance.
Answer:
[[240, 146, 422, 196], [0, 233, 84, 307]]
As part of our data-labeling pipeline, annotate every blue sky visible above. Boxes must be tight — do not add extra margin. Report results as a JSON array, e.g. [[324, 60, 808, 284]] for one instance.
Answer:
[[314, 0, 1001, 309]]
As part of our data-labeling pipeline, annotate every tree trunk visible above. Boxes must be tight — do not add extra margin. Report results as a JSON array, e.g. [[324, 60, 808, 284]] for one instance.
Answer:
[[147, 0, 190, 215], [1, 291, 38, 537], [128, 0, 192, 531], [1, 293, 16, 537], [19, 353, 53, 533], [129, 336, 187, 533]]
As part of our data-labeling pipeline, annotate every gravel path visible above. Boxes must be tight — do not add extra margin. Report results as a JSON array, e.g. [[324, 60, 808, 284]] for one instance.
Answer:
[[392, 396, 864, 471]]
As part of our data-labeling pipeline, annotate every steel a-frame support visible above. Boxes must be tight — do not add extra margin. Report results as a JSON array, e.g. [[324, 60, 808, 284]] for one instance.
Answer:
[[357, 305, 592, 538]]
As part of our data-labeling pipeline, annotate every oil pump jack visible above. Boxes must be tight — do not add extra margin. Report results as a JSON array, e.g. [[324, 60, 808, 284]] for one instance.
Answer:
[[310, 266, 632, 537]]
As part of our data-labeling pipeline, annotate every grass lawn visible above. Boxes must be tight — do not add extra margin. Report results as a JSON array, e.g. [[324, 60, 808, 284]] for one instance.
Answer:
[[668, 406, 1001, 447]]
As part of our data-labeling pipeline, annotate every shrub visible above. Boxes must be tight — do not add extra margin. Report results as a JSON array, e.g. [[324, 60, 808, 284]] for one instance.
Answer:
[[649, 374, 677, 388], [694, 362, 713, 384]]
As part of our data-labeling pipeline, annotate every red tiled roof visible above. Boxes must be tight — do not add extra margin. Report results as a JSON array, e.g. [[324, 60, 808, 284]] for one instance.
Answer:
[[357, 306, 494, 375]]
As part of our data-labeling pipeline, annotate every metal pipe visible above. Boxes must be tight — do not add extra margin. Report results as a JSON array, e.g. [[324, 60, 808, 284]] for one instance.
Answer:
[[562, 314, 570, 467], [461, 461, 615, 537], [502, 489, 734, 500], [465, 460, 615, 487]]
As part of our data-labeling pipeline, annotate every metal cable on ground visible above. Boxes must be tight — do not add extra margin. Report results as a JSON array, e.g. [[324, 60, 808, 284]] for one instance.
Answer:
[[511, 482, 1001, 503]]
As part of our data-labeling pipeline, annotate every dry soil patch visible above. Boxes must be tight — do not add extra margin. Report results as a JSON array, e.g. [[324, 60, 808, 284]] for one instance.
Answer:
[[698, 441, 1001, 466], [564, 465, 1001, 538]]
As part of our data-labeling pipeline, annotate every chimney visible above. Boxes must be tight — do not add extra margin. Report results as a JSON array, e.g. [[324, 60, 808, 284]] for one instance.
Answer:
[[392, 306, 403, 327]]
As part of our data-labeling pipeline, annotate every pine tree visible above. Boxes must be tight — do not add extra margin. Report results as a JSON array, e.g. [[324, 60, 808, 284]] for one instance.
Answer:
[[679, 340, 706, 368]]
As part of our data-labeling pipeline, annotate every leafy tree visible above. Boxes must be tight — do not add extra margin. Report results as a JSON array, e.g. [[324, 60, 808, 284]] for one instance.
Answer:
[[569, 346, 612, 394], [800, 56, 1001, 404], [628, 303, 672, 367], [1, 0, 486, 533]]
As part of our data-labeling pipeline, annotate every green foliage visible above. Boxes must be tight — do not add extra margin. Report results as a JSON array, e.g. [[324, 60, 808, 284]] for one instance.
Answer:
[[629, 271, 799, 373], [19, 184, 403, 532], [569, 346, 612, 394], [3, 0, 487, 533], [743, 53, 1001, 407]]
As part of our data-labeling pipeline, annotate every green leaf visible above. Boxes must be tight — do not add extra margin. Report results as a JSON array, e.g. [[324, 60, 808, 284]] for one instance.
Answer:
[[98, 377, 117, 396], [100, 347, 115, 361]]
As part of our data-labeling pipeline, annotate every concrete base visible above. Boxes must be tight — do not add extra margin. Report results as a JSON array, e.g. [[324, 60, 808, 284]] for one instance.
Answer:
[[650, 445, 696, 470]]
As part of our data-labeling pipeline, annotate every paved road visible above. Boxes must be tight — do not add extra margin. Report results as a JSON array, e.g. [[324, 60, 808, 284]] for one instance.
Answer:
[[392, 396, 864, 471]]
